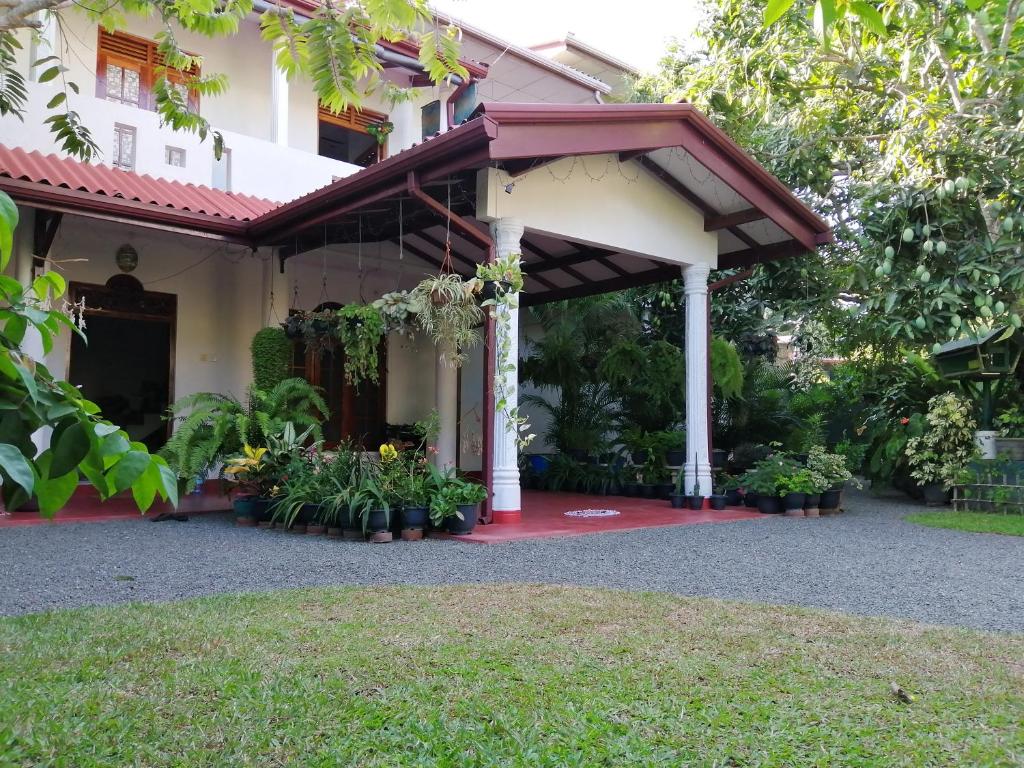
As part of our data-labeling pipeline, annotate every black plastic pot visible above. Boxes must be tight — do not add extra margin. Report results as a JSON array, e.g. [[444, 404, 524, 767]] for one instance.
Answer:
[[282, 316, 304, 339], [709, 494, 728, 510], [666, 449, 686, 467], [251, 497, 273, 522], [656, 482, 675, 500], [687, 495, 705, 510], [479, 279, 511, 301], [400, 505, 429, 530], [446, 503, 479, 535], [744, 491, 760, 508], [622, 482, 639, 497], [819, 488, 842, 511], [803, 493, 821, 510], [365, 508, 390, 534], [638, 483, 658, 499], [670, 494, 687, 509], [725, 489, 743, 506], [756, 495, 781, 514], [783, 492, 806, 512], [299, 503, 320, 526]]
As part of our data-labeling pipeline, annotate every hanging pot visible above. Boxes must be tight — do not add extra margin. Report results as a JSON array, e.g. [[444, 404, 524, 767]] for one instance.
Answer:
[[479, 279, 512, 302], [283, 316, 304, 340]]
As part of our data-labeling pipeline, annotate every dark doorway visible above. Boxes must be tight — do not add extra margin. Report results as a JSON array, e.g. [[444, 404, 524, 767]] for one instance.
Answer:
[[69, 278, 176, 452]]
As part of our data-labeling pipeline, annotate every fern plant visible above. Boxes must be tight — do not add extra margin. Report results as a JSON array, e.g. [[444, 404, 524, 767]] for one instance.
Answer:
[[251, 327, 292, 391], [161, 378, 328, 491]]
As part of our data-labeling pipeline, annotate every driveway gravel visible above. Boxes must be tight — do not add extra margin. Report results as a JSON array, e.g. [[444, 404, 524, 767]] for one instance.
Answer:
[[2, 488, 1022, 632]]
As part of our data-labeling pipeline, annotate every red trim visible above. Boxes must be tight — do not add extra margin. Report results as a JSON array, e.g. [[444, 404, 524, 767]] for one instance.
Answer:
[[491, 510, 521, 525]]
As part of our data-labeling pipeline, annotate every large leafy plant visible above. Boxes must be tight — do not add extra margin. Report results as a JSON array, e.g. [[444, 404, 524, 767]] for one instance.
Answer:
[[0, 191, 177, 514], [905, 392, 978, 489], [336, 304, 385, 388], [161, 377, 327, 491]]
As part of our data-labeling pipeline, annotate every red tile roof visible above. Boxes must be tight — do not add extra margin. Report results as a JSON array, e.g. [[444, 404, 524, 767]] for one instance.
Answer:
[[0, 145, 277, 222]]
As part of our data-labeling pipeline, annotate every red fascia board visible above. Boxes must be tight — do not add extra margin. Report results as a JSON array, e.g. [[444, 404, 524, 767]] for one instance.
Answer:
[[247, 116, 498, 241]]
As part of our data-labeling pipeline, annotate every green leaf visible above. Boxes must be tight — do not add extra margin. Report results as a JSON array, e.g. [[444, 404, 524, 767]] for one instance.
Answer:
[[37, 66, 61, 83], [35, 455, 78, 518], [850, 2, 888, 35], [0, 191, 18, 271], [51, 421, 90, 477], [155, 461, 179, 508], [45, 92, 66, 109], [764, 0, 798, 26], [107, 450, 151, 495], [131, 461, 160, 512], [0, 442, 35, 495], [813, 0, 837, 38]]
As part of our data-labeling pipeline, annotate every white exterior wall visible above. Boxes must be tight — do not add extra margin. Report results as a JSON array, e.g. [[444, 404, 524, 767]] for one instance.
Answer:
[[3, 16, 442, 203], [476, 158, 719, 268]]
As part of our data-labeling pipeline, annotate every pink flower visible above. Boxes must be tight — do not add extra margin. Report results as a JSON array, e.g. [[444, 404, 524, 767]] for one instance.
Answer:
[[900, 417, 910, 425]]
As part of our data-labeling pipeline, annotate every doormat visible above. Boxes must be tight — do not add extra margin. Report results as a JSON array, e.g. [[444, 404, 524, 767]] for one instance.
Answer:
[[564, 509, 621, 518]]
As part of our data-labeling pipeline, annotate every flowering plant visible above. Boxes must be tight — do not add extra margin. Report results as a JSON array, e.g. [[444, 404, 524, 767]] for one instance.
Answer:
[[805, 445, 860, 492], [905, 392, 978, 489]]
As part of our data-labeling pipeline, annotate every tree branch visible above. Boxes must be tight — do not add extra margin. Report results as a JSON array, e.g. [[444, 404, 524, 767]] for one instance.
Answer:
[[930, 40, 963, 112], [0, 0, 61, 30], [1001, 0, 1022, 49], [969, 14, 993, 54]]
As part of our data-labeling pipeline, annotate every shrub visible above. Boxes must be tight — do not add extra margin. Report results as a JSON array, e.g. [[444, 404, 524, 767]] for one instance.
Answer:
[[905, 392, 978, 489], [250, 327, 291, 392]]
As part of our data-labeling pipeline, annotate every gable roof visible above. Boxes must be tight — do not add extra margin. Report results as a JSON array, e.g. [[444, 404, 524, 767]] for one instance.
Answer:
[[0, 103, 832, 279]]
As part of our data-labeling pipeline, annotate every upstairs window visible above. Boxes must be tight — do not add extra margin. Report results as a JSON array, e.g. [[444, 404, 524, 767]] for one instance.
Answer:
[[96, 30, 200, 113], [112, 124, 136, 171], [317, 104, 387, 168]]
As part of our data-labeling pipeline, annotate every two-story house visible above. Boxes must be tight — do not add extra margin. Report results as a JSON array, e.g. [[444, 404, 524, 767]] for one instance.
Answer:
[[1, 5, 830, 523]]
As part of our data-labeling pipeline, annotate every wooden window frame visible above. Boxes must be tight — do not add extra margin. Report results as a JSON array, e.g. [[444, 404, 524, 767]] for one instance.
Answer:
[[112, 123, 137, 171], [317, 104, 388, 166], [96, 29, 200, 113]]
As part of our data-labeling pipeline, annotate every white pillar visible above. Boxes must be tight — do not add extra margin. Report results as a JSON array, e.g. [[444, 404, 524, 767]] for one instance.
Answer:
[[683, 263, 712, 499], [270, 64, 289, 147], [435, 343, 458, 470], [489, 217, 524, 523]]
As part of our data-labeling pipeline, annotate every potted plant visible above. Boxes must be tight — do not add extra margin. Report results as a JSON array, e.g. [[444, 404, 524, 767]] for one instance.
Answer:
[[429, 470, 487, 535], [372, 290, 422, 337], [709, 482, 729, 510], [906, 392, 978, 507], [669, 469, 686, 509], [720, 474, 743, 506], [223, 443, 275, 525], [412, 272, 483, 367], [336, 304, 385, 387], [778, 469, 814, 517], [741, 454, 803, 514], [806, 445, 859, 515]]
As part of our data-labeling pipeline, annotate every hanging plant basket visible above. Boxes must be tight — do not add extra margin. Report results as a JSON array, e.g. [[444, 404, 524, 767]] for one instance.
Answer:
[[412, 273, 483, 366], [282, 314, 305, 340], [336, 304, 385, 387], [479, 279, 513, 302]]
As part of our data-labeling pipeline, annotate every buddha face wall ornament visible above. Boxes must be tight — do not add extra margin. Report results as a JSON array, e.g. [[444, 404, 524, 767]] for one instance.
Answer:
[[116, 243, 139, 273]]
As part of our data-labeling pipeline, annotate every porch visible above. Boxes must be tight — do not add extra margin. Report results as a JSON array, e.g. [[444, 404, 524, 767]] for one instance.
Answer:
[[0, 102, 832, 526]]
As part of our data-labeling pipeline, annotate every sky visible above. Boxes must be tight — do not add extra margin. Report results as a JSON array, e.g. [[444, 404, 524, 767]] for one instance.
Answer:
[[429, 1, 704, 73]]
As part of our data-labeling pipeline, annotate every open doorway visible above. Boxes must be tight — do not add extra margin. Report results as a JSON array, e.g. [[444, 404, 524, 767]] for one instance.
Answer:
[[68, 276, 176, 452]]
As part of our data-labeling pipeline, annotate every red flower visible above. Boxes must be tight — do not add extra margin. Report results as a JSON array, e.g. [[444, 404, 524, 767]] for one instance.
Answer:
[[900, 417, 910, 425]]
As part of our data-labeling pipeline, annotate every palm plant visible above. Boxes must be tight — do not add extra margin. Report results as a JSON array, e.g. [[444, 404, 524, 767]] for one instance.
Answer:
[[161, 378, 328, 491]]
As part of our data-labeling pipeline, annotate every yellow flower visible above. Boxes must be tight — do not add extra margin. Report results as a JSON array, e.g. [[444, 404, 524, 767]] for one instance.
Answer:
[[379, 443, 398, 462]]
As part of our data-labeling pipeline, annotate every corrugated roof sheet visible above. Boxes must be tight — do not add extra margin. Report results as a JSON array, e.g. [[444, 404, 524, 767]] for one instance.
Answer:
[[0, 145, 278, 222]]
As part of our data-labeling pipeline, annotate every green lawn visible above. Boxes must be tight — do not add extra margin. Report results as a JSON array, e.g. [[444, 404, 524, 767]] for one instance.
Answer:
[[1, 586, 1021, 766], [907, 510, 1024, 536]]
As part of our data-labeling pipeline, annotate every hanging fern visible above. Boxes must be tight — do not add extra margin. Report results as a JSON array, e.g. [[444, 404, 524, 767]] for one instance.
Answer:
[[251, 327, 292, 391], [336, 304, 385, 387], [710, 336, 744, 400]]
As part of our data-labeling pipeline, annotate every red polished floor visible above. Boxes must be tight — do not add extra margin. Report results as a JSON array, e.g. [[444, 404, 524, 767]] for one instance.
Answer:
[[0, 485, 230, 527], [445, 490, 764, 544]]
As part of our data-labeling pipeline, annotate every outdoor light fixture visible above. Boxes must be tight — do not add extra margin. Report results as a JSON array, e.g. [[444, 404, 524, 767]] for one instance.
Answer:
[[115, 243, 139, 273], [504, 182, 515, 194]]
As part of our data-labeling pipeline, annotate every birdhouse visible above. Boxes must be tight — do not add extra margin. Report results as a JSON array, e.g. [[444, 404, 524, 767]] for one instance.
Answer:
[[933, 326, 1023, 380]]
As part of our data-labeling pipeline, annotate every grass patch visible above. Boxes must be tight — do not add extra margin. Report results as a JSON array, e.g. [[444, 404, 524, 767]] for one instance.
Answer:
[[907, 510, 1024, 537], [1, 585, 1022, 766]]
